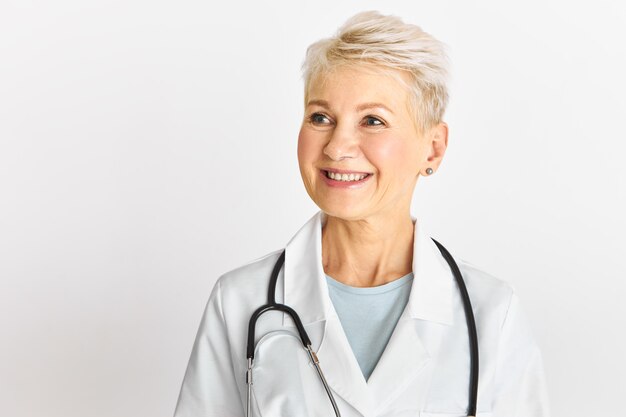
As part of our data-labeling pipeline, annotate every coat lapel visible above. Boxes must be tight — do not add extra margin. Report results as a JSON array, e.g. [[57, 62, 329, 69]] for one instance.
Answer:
[[314, 317, 372, 416], [280, 210, 456, 417], [366, 211, 456, 412], [280, 211, 371, 415], [366, 317, 449, 413]]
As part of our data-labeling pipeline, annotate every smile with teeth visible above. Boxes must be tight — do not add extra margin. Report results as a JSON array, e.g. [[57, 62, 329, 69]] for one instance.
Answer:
[[324, 171, 370, 182]]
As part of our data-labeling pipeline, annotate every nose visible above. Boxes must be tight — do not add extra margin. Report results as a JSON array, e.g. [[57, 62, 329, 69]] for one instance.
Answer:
[[323, 122, 359, 161]]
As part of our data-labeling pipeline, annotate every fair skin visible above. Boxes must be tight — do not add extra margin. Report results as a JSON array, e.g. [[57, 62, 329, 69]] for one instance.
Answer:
[[297, 64, 449, 287]]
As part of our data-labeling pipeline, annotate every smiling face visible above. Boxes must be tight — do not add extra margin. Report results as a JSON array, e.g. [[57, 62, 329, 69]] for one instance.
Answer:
[[297, 64, 448, 221]]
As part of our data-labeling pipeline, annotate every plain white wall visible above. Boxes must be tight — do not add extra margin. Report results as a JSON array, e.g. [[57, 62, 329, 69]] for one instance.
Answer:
[[1, 0, 624, 416]]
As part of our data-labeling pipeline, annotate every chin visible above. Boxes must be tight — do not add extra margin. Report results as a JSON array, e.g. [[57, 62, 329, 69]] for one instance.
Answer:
[[317, 202, 367, 222]]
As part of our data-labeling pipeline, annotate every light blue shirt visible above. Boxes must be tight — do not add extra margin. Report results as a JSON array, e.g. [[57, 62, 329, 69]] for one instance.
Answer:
[[325, 272, 414, 381]]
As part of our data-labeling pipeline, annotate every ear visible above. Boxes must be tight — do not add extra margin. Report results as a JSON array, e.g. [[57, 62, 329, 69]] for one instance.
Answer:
[[422, 122, 449, 175]]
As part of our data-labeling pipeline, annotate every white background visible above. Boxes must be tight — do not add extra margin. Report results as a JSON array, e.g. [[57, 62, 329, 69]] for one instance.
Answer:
[[1, 1, 624, 416]]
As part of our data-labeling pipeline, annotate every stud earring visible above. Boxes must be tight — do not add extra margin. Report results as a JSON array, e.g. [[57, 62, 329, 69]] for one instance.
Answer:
[[426, 168, 433, 175]]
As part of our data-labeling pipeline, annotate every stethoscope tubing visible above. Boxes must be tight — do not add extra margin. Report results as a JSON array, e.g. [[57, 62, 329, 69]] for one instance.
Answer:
[[431, 238, 479, 416], [245, 239, 479, 417]]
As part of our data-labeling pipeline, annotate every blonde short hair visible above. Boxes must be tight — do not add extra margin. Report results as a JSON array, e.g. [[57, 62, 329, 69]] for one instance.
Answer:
[[301, 10, 450, 136]]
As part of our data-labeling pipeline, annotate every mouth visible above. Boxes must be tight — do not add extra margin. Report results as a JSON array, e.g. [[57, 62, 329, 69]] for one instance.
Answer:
[[320, 169, 373, 185]]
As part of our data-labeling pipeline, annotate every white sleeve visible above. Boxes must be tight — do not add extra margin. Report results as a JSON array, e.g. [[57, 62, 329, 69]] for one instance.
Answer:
[[173, 278, 245, 417], [492, 291, 551, 417]]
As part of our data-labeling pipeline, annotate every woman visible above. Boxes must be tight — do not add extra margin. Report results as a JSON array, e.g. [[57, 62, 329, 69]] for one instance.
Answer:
[[174, 11, 550, 417]]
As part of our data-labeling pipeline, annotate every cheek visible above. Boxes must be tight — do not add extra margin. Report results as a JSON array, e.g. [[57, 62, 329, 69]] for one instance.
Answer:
[[364, 137, 408, 170], [297, 128, 320, 167]]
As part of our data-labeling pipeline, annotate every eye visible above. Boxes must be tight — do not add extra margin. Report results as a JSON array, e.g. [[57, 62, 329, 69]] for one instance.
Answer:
[[363, 116, 385, 127], [309, 112, 332, 125]]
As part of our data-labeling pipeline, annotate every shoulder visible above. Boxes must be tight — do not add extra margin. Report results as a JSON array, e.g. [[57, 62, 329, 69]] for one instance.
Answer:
[[457, 257, 514, 297], [210, 249, 284, 322], [454, 257, 517, 328], [197, 249, 286, 354], [216, 248, 283, 295]]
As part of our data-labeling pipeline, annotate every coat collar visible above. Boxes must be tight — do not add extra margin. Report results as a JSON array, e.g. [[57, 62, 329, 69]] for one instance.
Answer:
[[280, 210, 457, 416], [282, 210, 455, 328]]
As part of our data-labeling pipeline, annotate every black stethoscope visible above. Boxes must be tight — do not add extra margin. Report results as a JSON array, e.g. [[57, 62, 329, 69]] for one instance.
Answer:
[[245, 238, 479, 417]]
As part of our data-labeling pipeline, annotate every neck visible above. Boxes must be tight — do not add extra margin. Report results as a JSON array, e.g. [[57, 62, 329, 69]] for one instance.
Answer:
[[321, 211, 415, 287]]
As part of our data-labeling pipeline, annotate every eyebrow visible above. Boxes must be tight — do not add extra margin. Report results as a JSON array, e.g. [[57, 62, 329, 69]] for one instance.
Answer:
[[306, 99, 394, 115]]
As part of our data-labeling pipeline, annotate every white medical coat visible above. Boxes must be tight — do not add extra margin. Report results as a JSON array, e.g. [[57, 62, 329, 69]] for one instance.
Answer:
[[173, 210, 551, 417]]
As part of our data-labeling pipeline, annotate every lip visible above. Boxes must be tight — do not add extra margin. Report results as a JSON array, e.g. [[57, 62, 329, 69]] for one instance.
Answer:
[[320, 167, 373, 175], [319, 169, 373, 188]]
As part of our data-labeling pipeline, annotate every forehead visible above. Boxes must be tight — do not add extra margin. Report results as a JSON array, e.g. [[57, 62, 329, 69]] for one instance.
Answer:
[[307, 65, 412, 111]]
